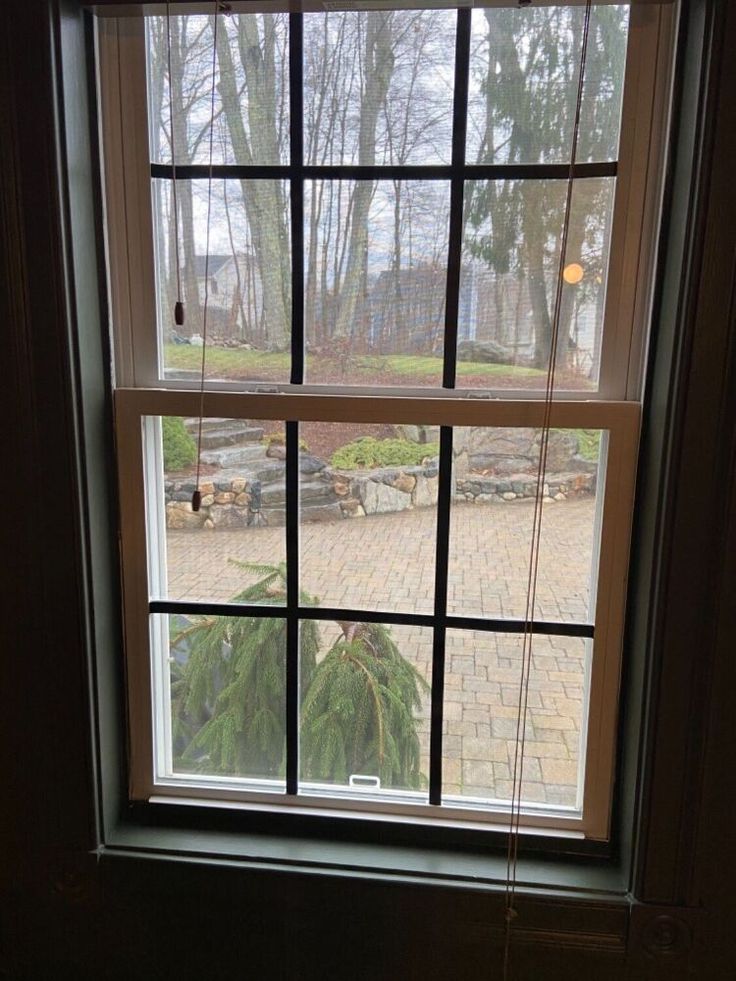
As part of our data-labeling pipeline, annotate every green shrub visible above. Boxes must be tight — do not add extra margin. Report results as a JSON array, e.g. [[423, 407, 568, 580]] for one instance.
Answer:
[[331, 436, 438, 471], [576, 429, 601, 462], [162, 416, 196, 471]]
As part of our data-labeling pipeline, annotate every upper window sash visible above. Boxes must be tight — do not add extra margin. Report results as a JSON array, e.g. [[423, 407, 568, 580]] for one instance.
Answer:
[[97, 4, 672, 400]]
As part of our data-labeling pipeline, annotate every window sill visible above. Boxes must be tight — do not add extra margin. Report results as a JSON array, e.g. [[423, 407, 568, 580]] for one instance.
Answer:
[[103, 806, 627, 899]]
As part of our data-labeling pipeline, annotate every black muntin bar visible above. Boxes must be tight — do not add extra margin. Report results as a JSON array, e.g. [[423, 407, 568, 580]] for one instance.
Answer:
[[442, 8, 471, 390], [429, 425, 454, 805], [148, 601, 594, 640], [149, 600, 286, 619], [285, 420, 300, 794], [149, 161, 617, 182], [447, 616, 594, 639], [290, 178, 305, 385], [289, 12, 305, 385]]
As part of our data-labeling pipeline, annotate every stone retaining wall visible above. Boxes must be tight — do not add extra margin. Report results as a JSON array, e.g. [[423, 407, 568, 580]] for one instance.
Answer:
[[165, 459, 596, 529]]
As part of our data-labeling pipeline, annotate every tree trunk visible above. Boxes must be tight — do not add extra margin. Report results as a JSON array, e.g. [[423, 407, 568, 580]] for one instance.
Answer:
[[334, 13, 395, 341], [216, 17, 290, 351]]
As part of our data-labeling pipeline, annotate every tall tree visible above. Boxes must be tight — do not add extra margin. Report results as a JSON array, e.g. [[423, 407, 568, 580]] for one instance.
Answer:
[[215, 14, 291, 350], [333, 12, 395, 341], [465, 6, 627, 373]]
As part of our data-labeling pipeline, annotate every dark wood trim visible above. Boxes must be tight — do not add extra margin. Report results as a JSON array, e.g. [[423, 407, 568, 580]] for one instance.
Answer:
[[2, 0, 735, 976], [627, 0, 736, 908]]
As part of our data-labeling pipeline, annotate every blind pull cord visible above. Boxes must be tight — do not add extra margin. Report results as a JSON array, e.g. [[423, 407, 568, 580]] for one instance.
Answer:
[[502, 1, 593, 977], [192, 1, 228, 512], [165, 1, 184, 329]]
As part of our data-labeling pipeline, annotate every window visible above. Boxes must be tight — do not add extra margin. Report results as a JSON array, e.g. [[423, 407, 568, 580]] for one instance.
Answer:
[[98, 2, 674, 840]]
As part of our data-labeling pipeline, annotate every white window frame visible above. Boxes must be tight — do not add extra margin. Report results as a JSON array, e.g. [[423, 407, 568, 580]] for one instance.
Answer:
[[97, 1, 677, 841]]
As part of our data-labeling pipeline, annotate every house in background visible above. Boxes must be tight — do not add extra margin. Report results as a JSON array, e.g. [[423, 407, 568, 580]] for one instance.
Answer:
[[193, 252, 264, 342]]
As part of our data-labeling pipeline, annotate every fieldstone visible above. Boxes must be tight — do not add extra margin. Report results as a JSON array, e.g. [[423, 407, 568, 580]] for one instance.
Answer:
[[340, 498, 365, 518], [469, 452, 531, 475], [502, 491, 516, 501], [299, 454, 326, 474], [361, 480, 412, 515], [475, 493, 498, 504], [231, 478, 247, 493], [172, 491, 191, 503], [259, 507, 286, 527], [203, 519, 215, 530], [413, 474, 439, 508], [166, 504, 204, 530], [375, 468, 399, 486], [570, 473, 596, 494], [554, 492, 566, 501], [475, 477, 498, 494], [570, 453, 598, 474], [396, 424, 421, 442], [266, 443, 286, 460], [199, 481, 215, 496], [457, 338, 514, 364], [302, 502, 344, 523], [333, 481, 350, 497], [200, 494, 215, 507], [208, 505, 251, 529], [234, 492, 250, 506], [214, 491, 235, 505], [395, 423, 439, 444], [392, 473, 416, 494], [532, 430, 578, 470], [201, 444, 268, 469]]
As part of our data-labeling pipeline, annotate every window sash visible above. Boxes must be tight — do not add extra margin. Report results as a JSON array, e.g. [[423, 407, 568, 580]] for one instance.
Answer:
[[97, 4, 671, 401], [116, 387, 639, 838]]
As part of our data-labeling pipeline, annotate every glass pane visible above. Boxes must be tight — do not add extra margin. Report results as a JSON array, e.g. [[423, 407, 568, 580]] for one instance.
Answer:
[[152, 179, 291, 383], [147, 13, 289, 166], [300, 621, 432, 797], [448, 427, 605, 623], [459, 178, 616, 390], [442, 630, 586, 808], [305, 180, 450, 386], [148, 416, 287, 604], [159, 612, 286, 786], [467, 5, 629, 166], [303, 10, 455, 166], [299, 422, 439, 614]]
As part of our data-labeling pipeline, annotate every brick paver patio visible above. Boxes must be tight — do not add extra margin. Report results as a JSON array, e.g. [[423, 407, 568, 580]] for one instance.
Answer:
[[166, 498, 595, 808]]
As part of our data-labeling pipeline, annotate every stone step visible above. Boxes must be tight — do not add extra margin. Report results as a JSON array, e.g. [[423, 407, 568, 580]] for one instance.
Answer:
[[259, 478, 337, 507], [185, 417, 265, 439], [198, 426, 265, 449], [199, 443, 270, 468]]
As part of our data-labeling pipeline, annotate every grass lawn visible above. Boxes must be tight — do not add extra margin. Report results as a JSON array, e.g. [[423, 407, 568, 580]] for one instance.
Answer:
[[163, 344, 546, 385]]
